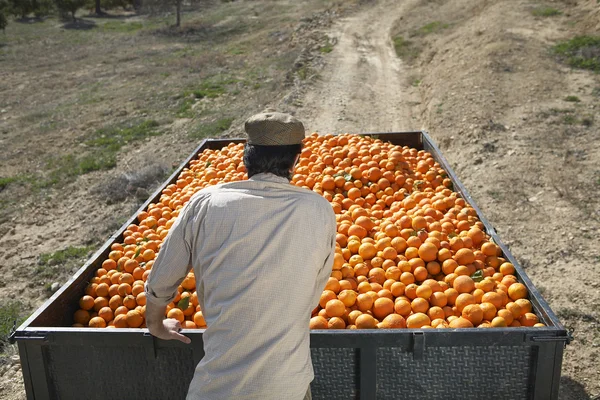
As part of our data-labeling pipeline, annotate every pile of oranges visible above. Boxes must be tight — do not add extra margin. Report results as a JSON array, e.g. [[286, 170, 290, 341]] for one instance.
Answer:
[[73, 133, 544, 330]]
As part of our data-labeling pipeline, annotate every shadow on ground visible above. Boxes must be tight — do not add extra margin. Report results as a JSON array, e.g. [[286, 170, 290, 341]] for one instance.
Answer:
[[559, 376, 595, 400], [84, 12, 136, 20], [62, 19, 97, 30]]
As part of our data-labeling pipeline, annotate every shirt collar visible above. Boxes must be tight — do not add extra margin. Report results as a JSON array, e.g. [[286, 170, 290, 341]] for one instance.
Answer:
[[249, 172, 291, 184]]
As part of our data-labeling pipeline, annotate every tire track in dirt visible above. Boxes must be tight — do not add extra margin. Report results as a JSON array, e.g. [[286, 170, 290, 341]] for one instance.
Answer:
[[297, 0, 422, 134]]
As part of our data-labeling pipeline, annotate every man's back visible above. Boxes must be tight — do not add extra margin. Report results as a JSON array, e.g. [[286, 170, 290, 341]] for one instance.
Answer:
[[148, 172, 336, 400]]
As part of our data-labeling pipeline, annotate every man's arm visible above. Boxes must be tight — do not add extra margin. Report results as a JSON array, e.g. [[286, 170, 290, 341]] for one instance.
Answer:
[[144, 200, 199, 344]]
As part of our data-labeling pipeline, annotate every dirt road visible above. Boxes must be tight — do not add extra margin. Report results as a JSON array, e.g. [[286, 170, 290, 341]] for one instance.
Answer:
[[298, 0, 422, 134]]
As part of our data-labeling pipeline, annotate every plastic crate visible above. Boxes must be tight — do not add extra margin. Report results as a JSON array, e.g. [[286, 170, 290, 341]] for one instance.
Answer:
[[11, 131, 570, 400]]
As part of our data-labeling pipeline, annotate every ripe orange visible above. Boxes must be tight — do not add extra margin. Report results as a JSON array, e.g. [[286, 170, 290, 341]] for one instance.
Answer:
[[372, 297, 394, 320], [406, 313, 431, 328], [325, 299, 346, 318], [167, 308, 185, 323], [193, 311, 207, 327], [89, 316, 107, 328], [449, 317, 473, 328], [355, 314, 378, 329], [461, 304, 483, 326], [452, 275, 475, 294], [378, 314, 406, 329], [507, 283, 528, 300], [74, 309, 91, 325], [328, 317, 346, 329], [126, 310, 144, 328]]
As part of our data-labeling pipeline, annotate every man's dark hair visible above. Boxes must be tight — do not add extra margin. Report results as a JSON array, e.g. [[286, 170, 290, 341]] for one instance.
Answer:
[[244, 143, 302, 180]]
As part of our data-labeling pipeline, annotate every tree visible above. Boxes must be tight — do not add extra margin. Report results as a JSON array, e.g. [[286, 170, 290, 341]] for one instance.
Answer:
[[0, 0, 8, 31], [143, 0, 189, 28], [8, 0, 34, 19], [54, 0, 85, 21]]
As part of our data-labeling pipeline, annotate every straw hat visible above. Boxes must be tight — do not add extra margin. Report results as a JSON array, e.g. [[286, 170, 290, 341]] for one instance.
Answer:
[[244, 110, 305, 146]]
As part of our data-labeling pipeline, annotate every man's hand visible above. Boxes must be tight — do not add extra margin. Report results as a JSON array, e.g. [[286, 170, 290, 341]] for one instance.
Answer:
[[148, 318, 192, 344]]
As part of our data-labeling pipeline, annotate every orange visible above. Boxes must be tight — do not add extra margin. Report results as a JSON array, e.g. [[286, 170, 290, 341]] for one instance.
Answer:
[[79, 295, 95, 311], [394, 299, 412, 317], [113, 314, 128, 328], [415, 285, 432, 299], [406, 313, 431, 328], [328, 317, 346, 329], [497, 309, 514, 325], [454, 293, 476, 313], [89, 316, 107, 328], [454, 248, 475, 265], [324, 277, 341, 294], [310, 316, 328, 329], [74, 309, 91, 325], [319, 290, 337, 308], [491, 316, 507, 327], [347, 310, 363, 325], [338, 290, 357, 307], [481, 292, 503, 309], [449, 317, 473, 328], [355, 314, 378, 329], [505, 302, 523, 318], [417, 242, 438, 262], [515, 299, 532, 315], [193, 311, 207, 327], [325, 299, 346, 318], [167, 308, 185, 323], [358, 243, 377, 260], [126, 310, 144, 328], [378, 314, 406, 329], [429, 292, 448, 307], [461, 304, 483, 326], [372, 298, 394, 320], [519, 313, 539, 327], [452, 275, 475, 294], [507, 283, 528, 300], [479, 302, 497, 321]]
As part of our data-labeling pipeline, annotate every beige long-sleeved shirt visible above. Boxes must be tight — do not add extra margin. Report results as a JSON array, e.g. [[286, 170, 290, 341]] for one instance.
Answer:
[[145, 172, 336, 400]]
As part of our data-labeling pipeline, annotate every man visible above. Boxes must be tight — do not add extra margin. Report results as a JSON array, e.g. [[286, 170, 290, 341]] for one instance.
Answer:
[[144, 111, 337, 400]]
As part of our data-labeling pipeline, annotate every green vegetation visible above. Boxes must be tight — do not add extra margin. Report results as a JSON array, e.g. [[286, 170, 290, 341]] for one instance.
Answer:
[[0, 300, 25, 351], [100, 21, 144, 33], [319, 37, 335, 54], [539, 107, 594, 127], [0, 176, 22, 190], [531, 7, 562, 17], [38, 245, 93, 266], [192, 76, 238, 99], [86, 120, 161, 152], [553, 36, 600, 72], [296, 65, 310, 80], [412, 21, 449, 36], [178, 75, 240, 117], [36, 245, 94, 279], [190, 117, 234, 139], [41, 153, 116, 187], [564, 95, 580, 102], [392, 36, 420, 62]]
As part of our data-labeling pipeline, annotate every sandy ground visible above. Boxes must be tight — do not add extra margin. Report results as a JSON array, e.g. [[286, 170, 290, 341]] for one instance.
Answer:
[[1, 0, 599, 398]]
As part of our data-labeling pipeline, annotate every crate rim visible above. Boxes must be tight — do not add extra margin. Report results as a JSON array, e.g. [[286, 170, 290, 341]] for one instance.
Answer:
[[11, 130, 567, 343]]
